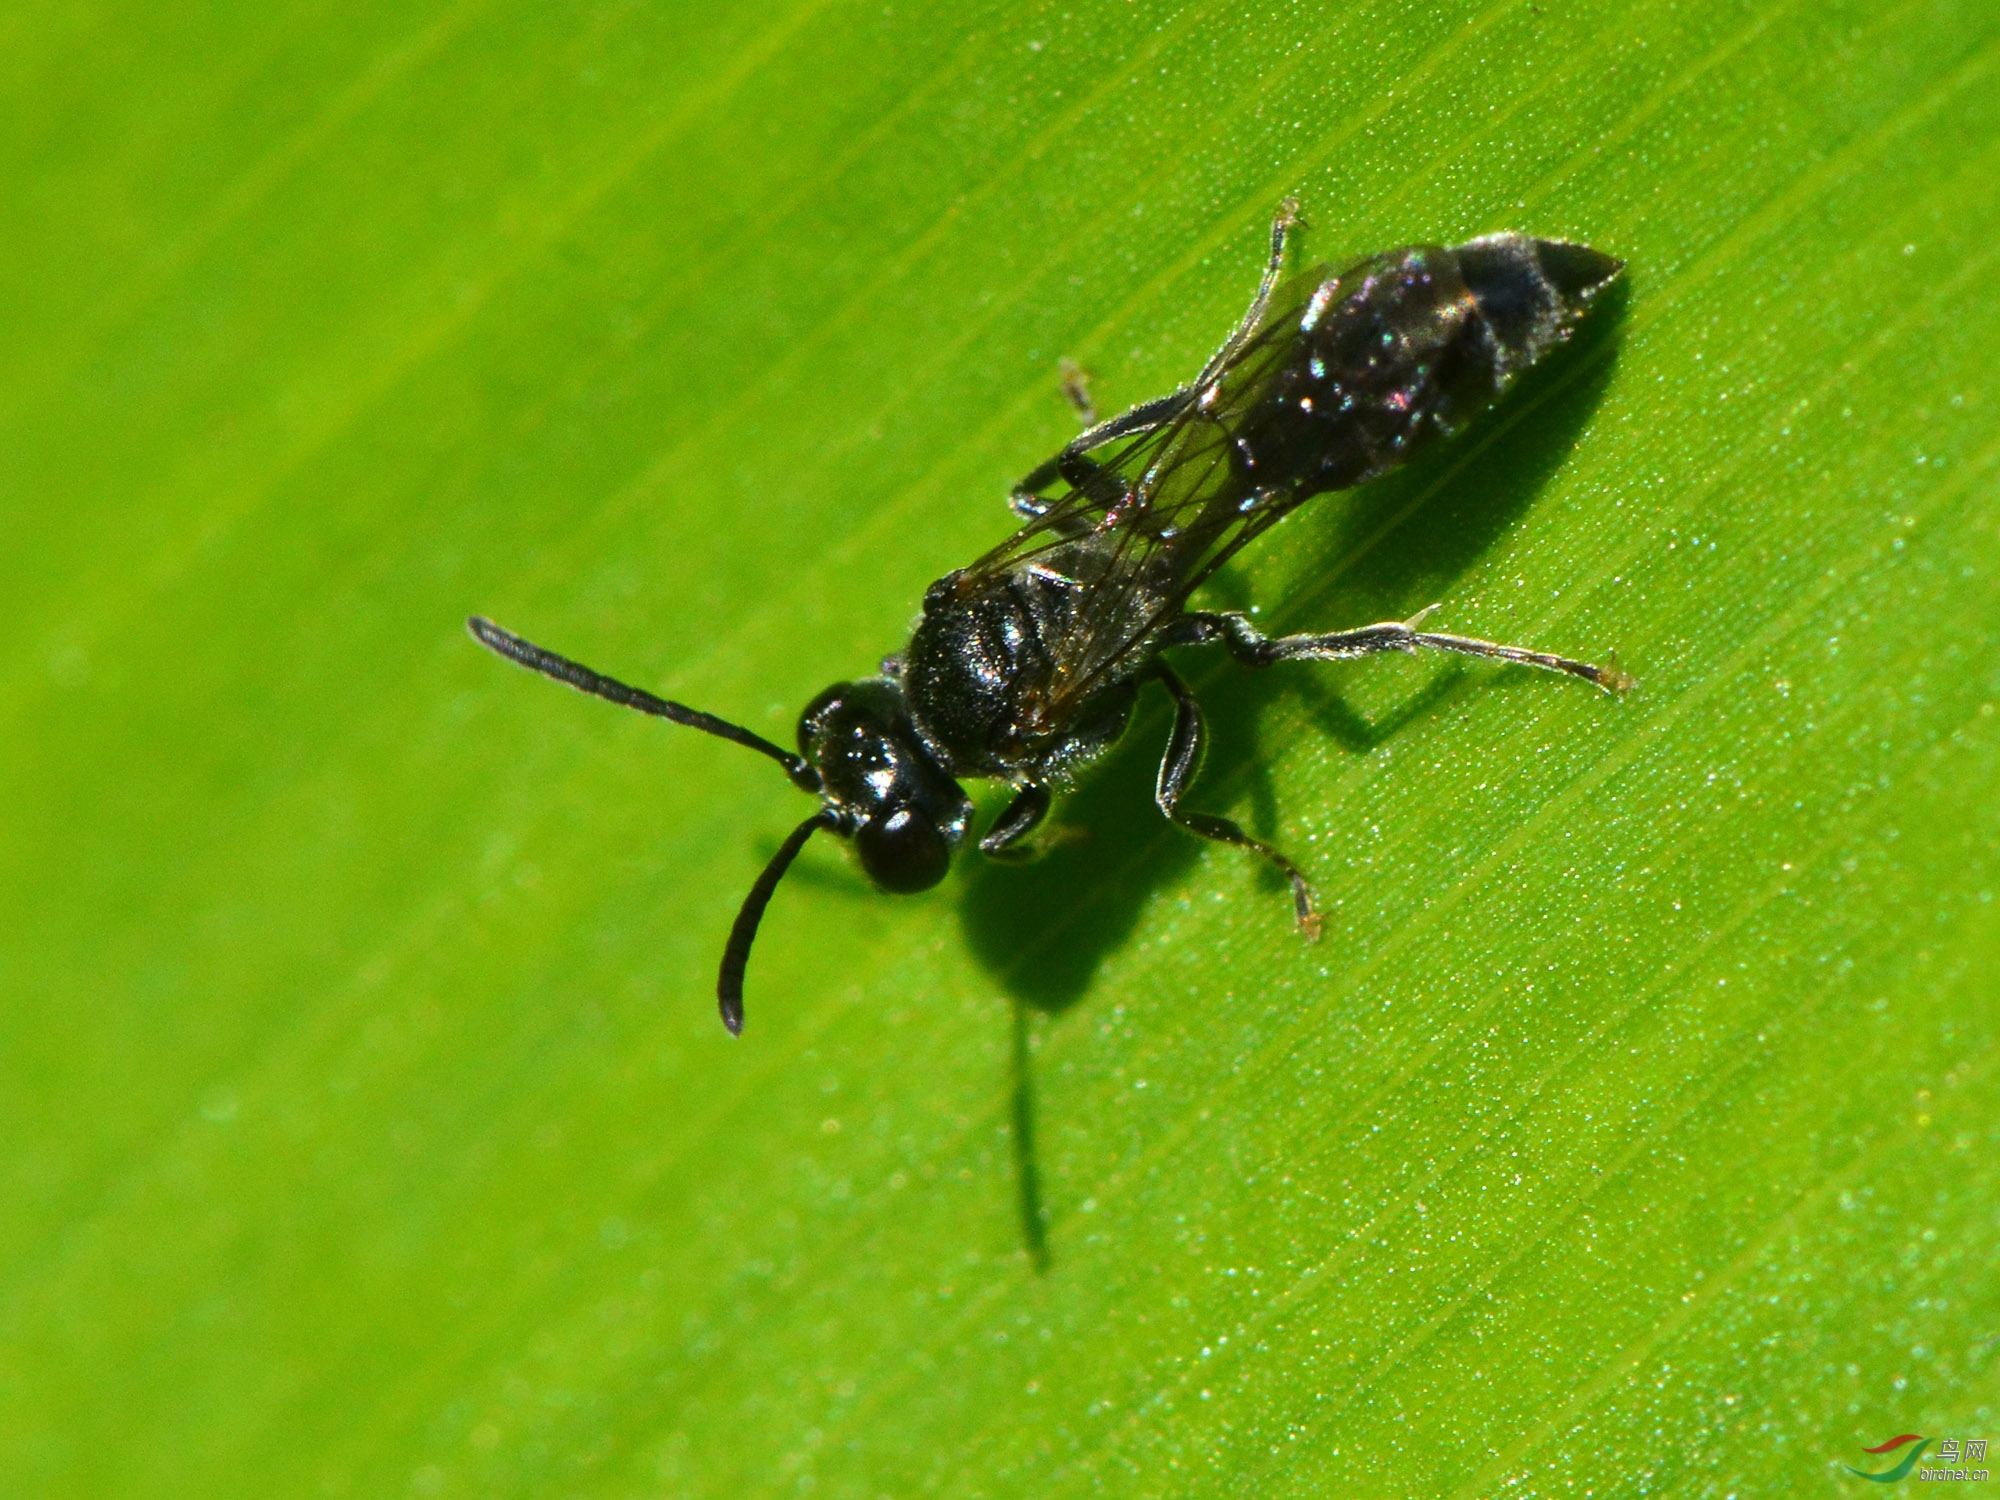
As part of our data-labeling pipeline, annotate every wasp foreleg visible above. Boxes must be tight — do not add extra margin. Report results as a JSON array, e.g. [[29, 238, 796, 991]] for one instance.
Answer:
[[980, 783, 1053, 861]]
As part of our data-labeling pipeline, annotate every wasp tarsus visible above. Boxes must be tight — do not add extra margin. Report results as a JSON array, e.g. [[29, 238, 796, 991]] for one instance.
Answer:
[[472, 205, 1629, 1032], [1056, 357, 1097, 426]]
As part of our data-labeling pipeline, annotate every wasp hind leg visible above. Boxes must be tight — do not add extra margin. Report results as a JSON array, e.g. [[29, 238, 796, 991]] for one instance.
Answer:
[[1153, 663, 1320, 939], [1168, 608, 1636, 694]]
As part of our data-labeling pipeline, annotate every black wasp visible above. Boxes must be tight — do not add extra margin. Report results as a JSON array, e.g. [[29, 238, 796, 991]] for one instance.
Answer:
[[471, 202, 1631, 1034]]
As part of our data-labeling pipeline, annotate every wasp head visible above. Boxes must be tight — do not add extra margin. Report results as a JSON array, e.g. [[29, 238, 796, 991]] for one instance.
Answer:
[[798, 677, 974, 894]]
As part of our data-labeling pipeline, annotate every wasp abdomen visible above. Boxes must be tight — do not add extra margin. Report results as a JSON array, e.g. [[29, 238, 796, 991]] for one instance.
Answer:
[[1230, 234, 1621, 496]]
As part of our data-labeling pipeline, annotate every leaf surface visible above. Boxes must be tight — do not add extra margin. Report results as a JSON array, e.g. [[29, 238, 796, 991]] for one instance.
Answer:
[[3, 1, 1996, 1495]]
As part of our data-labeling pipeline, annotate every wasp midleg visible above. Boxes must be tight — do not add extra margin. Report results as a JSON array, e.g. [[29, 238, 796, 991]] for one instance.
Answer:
[[1008, 200, 1302, 523], [1153, 659, 1320, 935]]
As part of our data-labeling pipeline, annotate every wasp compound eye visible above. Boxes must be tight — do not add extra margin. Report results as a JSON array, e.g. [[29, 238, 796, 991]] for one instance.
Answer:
[[854, 807, 952, 894]]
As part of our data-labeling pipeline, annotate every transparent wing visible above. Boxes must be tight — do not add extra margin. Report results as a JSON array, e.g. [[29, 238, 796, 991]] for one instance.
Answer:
[[954, 275, 1324, 715]]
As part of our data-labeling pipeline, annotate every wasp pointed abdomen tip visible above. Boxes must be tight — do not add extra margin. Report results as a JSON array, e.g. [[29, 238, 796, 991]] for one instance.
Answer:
[[1534, 240, 1625, 307]]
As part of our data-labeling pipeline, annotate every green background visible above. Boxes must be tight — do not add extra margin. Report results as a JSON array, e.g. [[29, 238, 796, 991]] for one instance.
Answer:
[[4, 0, 1997, 1494]]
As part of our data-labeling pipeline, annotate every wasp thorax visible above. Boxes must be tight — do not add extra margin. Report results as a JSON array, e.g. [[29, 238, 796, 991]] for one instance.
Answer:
[[902, 565, 1142, 786], [797, 677, 973, 894]]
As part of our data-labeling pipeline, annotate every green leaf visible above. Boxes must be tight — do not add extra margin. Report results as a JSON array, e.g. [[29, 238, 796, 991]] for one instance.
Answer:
[[5, 1, 1996, 1495]]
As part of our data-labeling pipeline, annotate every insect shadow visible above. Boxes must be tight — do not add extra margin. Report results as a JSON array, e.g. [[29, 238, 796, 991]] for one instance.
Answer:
[[968, 282, 1627, 1266]]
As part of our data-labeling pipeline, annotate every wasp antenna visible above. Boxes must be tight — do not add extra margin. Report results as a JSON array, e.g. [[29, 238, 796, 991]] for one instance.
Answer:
[[717, 811, 839, 1035], [467, 616, 819, 790]]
